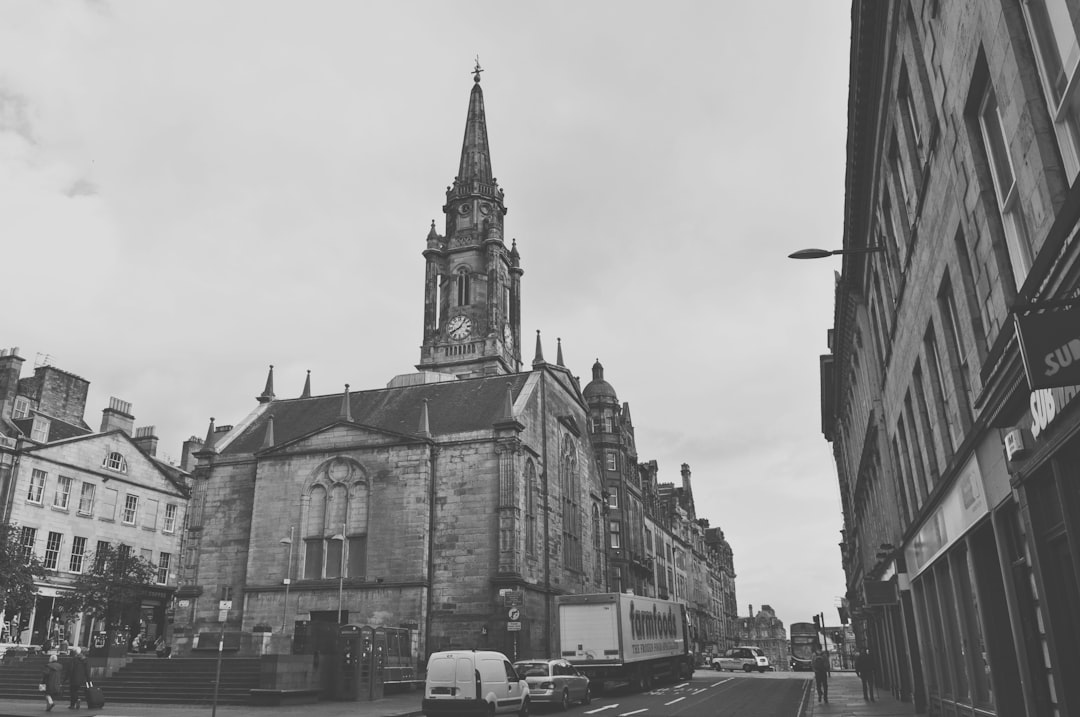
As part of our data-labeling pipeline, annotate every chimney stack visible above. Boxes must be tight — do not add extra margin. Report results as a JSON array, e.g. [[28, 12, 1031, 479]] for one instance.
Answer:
[[0, 347, 26, 421], [100, 397, 135, 436], [133, 425, 158, 457], [181, 435, 204, 472]]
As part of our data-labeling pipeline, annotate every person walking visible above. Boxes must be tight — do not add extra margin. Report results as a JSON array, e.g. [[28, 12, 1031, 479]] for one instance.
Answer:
[[811, 644, 830, 704], [40, 654, 64, 711], [65, 647, 89, 709], [855, 647, 876, 701]]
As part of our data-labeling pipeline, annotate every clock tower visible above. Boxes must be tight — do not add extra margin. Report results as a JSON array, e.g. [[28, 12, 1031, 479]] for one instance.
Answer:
[[418, 64, 522, 377]]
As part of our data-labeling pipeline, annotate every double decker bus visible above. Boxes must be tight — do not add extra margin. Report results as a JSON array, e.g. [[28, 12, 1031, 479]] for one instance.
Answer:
[[789, 622, 818, 671]]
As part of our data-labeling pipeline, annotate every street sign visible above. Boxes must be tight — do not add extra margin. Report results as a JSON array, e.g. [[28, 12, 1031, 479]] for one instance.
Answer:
[[507, 607, 520, 621], [503, 591, 523, 607], [507, 621, 521, 631], [219, 600, 232, 610]]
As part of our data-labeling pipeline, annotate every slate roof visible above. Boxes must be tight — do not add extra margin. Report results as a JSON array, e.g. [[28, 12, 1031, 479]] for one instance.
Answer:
[[222, 372, 533, 455], [11, 411, 93, 443]]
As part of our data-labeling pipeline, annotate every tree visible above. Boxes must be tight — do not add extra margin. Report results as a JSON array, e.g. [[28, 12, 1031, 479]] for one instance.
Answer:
[[0, 522, 47, 617], [55, 542, 157, 637]]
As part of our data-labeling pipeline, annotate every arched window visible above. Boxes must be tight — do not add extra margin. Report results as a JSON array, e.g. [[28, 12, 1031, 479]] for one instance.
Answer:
[[456, 269, 471, 306], [302, 458, 369, 580], [561, 435, 581, 571], [525, 460, 537, 556]]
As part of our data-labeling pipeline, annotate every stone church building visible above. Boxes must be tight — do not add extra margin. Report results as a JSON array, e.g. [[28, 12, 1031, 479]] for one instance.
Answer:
[[174, 68, 608, 660]]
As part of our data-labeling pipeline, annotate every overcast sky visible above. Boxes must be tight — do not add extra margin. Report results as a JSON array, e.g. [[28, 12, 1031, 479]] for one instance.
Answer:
[[1, 1, 853, 632]]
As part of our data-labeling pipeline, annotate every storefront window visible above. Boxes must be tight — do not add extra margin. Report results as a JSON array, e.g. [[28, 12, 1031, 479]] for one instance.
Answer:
[[1030, 457, 1080, 715], [952, 542, 992, 707], [923, 568, 952, 697], [937, 558, 970, 702], [912, 579, 939, 696]]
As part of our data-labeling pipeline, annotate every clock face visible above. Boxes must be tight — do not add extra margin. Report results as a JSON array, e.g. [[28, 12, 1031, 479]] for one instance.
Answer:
[[448, 315, 472, 340], [457, 203, 471, 216], [479, 203, 491, 215]]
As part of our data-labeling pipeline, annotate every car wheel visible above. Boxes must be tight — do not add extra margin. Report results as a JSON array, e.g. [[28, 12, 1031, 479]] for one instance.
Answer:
[[743, 664, 753, 673], [518, 698, 529, 717], [582, 687, 591, 705], [560, 690, 570, 711]]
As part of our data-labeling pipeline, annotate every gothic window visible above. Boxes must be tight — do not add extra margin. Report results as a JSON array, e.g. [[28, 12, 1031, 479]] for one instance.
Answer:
[[561, 435, 582, 571], [525, 460, 537, 556], [592, 504, 603, 584], [456, 269, 471, 306], [303, 459, 369, 580]]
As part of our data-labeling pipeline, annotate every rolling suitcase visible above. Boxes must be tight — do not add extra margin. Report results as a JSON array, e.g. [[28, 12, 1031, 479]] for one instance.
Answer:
[[86, 682, 105, 709]]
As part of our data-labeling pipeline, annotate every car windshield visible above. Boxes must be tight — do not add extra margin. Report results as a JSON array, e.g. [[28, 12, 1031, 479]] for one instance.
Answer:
[[513, 662, 549, 677]]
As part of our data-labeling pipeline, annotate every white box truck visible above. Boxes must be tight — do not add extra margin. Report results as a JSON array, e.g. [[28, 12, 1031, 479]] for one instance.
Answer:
[[556, 593, 695, 691]]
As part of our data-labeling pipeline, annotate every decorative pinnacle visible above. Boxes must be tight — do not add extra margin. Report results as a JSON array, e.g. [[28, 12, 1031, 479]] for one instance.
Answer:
[[473, 56, 483, 83]]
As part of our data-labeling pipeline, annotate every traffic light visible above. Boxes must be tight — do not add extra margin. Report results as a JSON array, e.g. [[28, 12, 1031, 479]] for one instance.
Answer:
[[833, 630, 842, 644], [812, 615, 820, 630]]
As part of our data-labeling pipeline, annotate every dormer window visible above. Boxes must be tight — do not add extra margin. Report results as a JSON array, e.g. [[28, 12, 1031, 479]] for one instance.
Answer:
[[103, 451, 128, 473], [12, 396, 30, 419], [30, 416, 51, 443]]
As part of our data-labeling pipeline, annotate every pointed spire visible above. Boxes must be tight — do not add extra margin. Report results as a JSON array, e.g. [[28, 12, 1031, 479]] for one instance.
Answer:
[[418, 398, 431, 438], [427, 220, 439, 240], [509, 238, 520, 268], [257, 365, 275, 403], [261, 414, 275, 450], [458, 60, 493, 186], [301, 370, 311, 399], [339, 384, 352, 422], [532, 330, 545, 367], [556, 338, 565, 367], [501, 383, 516, 422], [202, 417, 218, 454]]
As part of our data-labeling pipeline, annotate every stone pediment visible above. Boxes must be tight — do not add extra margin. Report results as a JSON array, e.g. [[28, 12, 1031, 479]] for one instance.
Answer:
[[27, 431, 186, 497], [260, 421, 422, 455]]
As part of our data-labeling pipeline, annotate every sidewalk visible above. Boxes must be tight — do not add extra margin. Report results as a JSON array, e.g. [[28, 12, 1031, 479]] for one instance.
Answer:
[[810, 671, 915, 716], [0, 690, 423, 717]]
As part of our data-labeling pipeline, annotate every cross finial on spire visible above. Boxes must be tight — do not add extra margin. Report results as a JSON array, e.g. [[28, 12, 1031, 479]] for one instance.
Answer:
[[473, 56, 483, 83]]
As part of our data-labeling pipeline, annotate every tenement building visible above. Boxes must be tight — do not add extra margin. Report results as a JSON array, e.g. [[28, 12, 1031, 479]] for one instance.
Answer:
[[735, 605, 789, 672], [822, 2, 1080, 716], [174, 68, 738, 660], [0, 349, 189, 651]]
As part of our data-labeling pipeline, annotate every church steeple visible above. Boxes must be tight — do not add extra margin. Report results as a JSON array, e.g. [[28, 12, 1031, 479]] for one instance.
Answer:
[[417, 62, 522, 378], [458, 62, 494, 187]]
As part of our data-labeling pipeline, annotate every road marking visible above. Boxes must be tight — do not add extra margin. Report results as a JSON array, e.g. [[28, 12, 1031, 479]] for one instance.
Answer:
[[675, 682, 690, 688], [618, 710, 648, 716], [691, 688, 707, 695], [710, 678, 733, 687], [663, 697, 686, 706], [585, 706, 618, 714]]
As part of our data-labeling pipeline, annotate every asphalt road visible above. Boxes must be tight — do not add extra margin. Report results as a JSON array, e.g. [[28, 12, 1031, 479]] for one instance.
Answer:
[[539, 672, 813, 717]]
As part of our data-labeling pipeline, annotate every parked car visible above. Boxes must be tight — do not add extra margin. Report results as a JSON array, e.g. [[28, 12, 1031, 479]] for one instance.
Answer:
[[422, 649, 530, 716], [712, 646, 771, 673], [513, 659, 591, 710]]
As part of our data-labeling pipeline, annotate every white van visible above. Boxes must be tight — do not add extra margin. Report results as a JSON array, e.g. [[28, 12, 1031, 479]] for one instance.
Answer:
[[422, 649, 530, 716]]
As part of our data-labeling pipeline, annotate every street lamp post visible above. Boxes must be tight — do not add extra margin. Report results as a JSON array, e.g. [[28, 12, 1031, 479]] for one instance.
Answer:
[[787, 246, 886, 260], [331, 524, 347, 624], [280, 527, 295, 632]]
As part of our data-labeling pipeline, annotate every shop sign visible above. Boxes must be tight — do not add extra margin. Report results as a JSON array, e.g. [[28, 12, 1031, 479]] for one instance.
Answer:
[[905, 454, 988, 577], [863, 580, 898, 606], [1015, 305, 1080, 390], [1030, 384, 1080, 440]]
